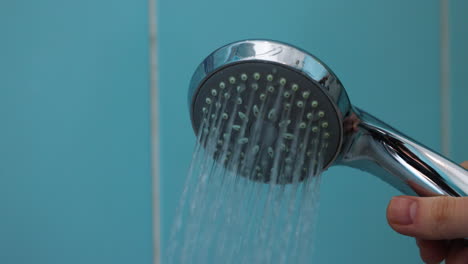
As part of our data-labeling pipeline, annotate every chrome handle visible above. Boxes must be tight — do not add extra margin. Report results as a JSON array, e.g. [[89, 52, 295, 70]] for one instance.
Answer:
[[337, 108, 468, 197]]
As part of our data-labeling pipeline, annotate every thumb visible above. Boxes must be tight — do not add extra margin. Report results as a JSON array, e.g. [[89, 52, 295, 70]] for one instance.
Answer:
[[387, 196, 468, 240]]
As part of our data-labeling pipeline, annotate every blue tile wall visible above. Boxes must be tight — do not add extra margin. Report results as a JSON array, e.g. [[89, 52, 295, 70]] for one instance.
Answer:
[[0, 1, 154, 263], [2, 0, 464, 263], [450, 0, 468, 162]]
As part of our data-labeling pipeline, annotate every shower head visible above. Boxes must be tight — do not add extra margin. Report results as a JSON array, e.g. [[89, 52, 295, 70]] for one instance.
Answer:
[[188, 40, 468, 196], [189, 40, 348, 183]]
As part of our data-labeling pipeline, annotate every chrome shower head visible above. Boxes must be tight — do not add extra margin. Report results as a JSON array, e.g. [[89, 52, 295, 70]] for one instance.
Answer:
[[188, 40, 468, 196], [189, 40, 348, 183]]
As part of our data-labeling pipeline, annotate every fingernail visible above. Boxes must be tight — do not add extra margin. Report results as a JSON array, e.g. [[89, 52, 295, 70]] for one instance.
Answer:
[[388, 197, 417, 225]]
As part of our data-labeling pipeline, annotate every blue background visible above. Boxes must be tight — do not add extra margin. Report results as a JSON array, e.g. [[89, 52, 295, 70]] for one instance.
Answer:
[[0, 0, 466, 263], [451, 0, 468, 162], [0, 0, 153, 263]]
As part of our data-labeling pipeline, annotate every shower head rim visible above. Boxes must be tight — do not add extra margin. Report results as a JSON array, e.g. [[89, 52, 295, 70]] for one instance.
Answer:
[[188, 39, 351, 170]]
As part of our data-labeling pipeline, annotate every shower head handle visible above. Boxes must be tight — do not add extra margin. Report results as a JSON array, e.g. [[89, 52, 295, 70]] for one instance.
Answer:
[[338, 107, 468, 197], [188, 39, 468, 194]]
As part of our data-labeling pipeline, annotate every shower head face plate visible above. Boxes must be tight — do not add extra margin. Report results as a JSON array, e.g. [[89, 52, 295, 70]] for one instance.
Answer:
[[189, 40, 350, 183]]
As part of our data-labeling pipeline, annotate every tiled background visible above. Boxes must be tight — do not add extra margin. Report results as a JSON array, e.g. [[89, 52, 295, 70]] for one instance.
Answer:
[[0, 1, 153, 263], [451, 0, 468, 162], [0, 0, 466, 263]]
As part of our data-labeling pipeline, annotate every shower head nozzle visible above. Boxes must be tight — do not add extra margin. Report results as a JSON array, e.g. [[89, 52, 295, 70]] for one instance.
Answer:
[[188, 40, 351, 183]]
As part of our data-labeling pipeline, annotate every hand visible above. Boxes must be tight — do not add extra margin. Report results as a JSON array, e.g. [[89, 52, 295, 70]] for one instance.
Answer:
[[386, 161, 468, 264]]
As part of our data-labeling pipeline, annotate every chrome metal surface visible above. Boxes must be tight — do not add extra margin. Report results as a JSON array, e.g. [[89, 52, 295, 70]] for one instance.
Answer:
[[188, 40, 352, 123], [189, 40, 351, 169], [337, 107, 468, 197], [188, 39, 468, 197]]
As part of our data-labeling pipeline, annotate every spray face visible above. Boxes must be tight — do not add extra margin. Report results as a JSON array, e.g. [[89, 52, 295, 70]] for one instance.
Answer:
[[189, 41, 347, 184]]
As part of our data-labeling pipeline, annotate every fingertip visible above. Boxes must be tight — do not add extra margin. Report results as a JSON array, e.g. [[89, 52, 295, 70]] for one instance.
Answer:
[[386, 196, 420, 237], [387, 196, 417, 224]]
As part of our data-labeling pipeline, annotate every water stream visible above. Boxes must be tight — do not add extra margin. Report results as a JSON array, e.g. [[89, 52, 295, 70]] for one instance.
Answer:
[[168, 77, 328, 263]]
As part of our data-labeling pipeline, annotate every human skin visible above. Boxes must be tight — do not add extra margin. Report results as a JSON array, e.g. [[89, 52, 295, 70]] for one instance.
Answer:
[[387, 161, 468, 264]]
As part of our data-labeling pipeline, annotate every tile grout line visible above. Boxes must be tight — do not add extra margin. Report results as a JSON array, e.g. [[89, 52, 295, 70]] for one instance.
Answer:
[[148, 0, 160, 262], [441, 0, 451, 156]]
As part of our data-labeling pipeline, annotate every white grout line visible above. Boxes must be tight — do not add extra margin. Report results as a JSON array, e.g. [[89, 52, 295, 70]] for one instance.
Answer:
[[440, 0, 451, 156], [148, 0, 160, 262]]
